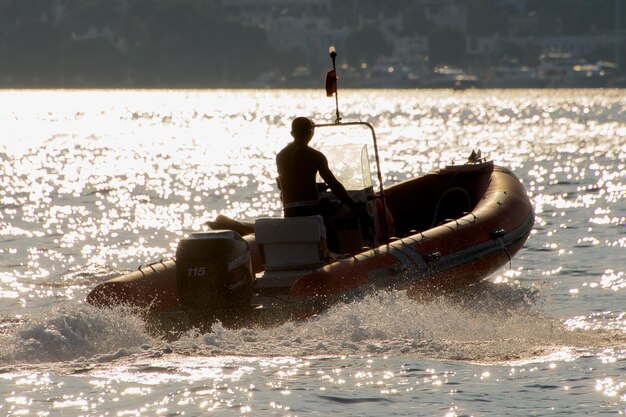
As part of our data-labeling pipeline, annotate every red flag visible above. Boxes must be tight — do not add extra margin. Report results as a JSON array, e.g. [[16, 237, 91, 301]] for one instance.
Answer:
[[325, 70, 337, 97]]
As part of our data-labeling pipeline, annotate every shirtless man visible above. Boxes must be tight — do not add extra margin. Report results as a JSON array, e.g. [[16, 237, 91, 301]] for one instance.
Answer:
[[276, 117, 367, 219]]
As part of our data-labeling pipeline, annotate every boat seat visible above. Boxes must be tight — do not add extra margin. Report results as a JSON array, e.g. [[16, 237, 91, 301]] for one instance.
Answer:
[[255, 216, 328, 271]]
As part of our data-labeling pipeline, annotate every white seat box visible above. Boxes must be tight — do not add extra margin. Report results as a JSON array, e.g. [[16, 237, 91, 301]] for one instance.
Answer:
[[255, 216, 327, 271]]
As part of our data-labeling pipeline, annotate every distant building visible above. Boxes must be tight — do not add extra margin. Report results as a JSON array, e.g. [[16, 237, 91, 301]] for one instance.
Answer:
[[508, 14, 540, 37], [422, 0, 467, 32], [466, 36, 499, 57], [541, 35, 619, 55], [267, 16, 346, 57], [220, 0, 342, 62], [395, 36, 429, 62], [467, 34, 624, 61], [357, 13, 403, 41]]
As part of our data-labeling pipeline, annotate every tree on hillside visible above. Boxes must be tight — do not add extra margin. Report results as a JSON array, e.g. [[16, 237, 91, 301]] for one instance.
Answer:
[[125, 1, 275, 85], [526, 0, 623, 35], [4, 20, 62, 83], [400, 3, 431, 36], [63, 38, 127, 85], [466, 0, 508, 36], [343, 24, 392, 66], [428, 26, 466, 67]]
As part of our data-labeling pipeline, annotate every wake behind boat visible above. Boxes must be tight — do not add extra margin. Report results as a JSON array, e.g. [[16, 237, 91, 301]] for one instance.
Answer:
[[86, 48, 534, 332]]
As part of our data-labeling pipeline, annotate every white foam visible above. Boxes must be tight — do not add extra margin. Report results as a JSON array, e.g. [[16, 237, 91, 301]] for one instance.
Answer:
[[0, 303, 156, 364], [2, 282, 620, 366], [169, 282, 613, 362]]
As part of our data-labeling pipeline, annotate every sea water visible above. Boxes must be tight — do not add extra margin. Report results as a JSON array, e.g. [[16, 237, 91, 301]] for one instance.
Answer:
[[0, 89, 624, 416]]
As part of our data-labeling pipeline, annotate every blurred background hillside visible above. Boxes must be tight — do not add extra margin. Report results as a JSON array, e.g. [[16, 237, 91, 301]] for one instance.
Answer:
[[1, 0, 624, 88]]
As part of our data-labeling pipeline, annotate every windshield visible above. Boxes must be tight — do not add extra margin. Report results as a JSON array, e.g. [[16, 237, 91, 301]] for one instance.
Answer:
[[317, 144, 373, 190]]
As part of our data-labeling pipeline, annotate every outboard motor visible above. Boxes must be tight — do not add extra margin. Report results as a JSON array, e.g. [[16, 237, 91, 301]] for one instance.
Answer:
[[176, 230, 254, 329]]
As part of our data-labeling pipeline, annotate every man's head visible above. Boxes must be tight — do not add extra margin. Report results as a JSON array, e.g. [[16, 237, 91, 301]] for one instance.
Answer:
[[291, 117, 315, 143]]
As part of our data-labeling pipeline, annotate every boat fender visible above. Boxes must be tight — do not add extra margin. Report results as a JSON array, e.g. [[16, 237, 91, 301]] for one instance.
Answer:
[[175, 230, 254, 329]]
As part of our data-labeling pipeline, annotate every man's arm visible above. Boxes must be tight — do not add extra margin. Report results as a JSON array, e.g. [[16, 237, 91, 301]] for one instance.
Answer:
[[317, 154, 359, 210], [318, 152, 373, 235]]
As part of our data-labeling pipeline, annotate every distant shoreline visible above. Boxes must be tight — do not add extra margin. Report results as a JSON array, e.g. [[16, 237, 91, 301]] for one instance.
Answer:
[[1, 85, 625, 90]]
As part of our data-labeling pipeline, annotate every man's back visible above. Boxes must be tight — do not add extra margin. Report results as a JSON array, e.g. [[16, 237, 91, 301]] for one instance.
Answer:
[[276, 142, 324, 207], [277, 116, 362, 219]]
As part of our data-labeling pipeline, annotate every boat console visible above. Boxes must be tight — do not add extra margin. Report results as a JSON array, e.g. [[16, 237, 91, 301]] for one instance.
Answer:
[[317, 144, 377, 253]]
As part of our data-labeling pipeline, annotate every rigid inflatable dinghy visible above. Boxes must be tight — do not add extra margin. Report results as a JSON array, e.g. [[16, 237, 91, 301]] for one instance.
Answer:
[[87, 126, 534, 331]]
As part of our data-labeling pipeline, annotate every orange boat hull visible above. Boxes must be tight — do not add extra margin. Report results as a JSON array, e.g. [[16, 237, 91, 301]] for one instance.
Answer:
[[87, 163, 534, 322]]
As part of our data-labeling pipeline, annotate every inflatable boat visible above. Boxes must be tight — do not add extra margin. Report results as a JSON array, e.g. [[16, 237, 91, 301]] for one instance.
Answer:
[[87, 48, 534, 331], [86, 122, 534, 331]]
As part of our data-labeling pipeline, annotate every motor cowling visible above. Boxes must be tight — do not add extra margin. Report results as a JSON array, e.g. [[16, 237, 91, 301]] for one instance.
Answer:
[[176, 230, 254, 328]]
